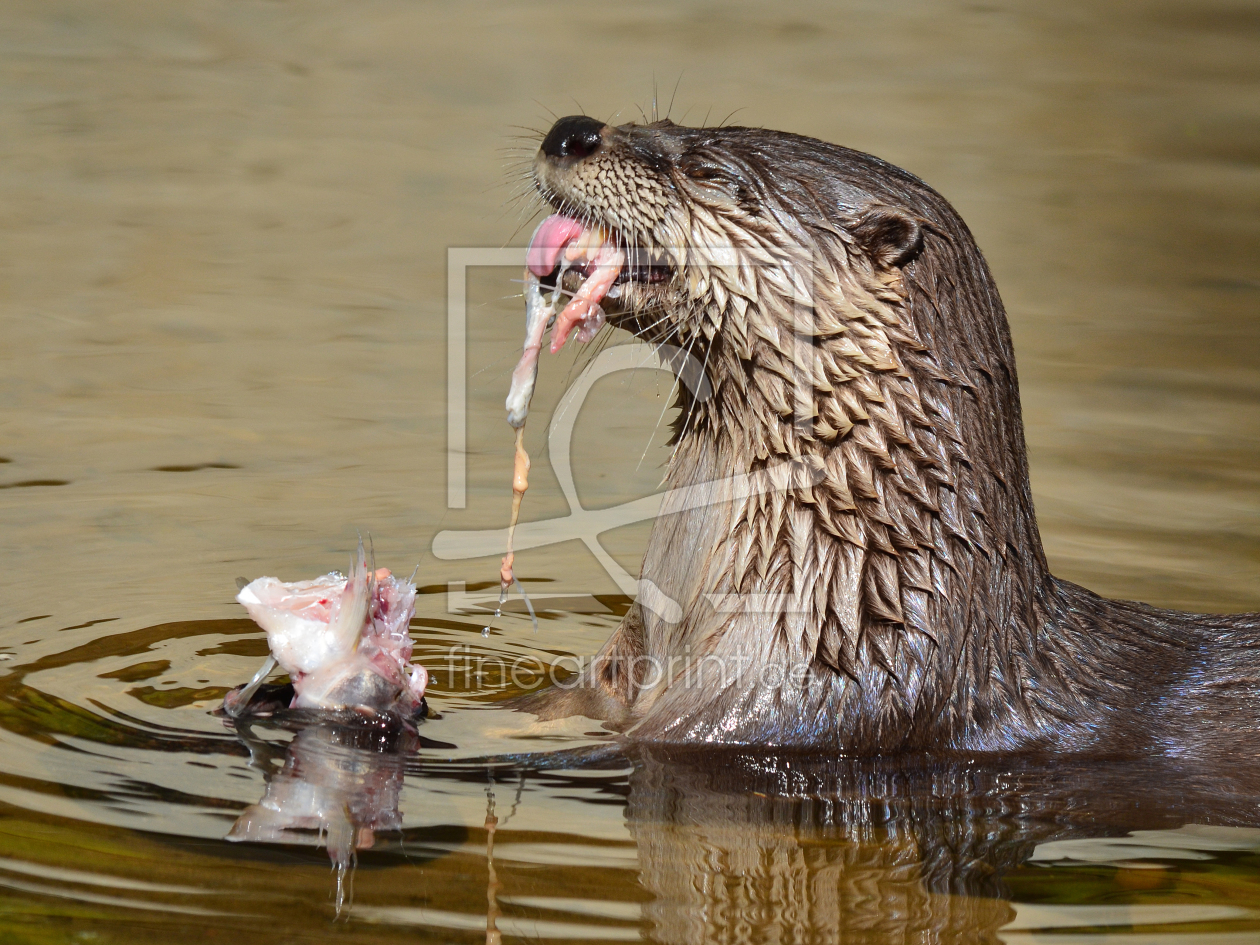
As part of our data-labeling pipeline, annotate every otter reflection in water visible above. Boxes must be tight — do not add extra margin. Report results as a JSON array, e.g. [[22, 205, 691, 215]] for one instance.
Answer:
[[515, 115, 1260, 755], [216, 717, 1260, 940], [617, 746, 1260, 943]]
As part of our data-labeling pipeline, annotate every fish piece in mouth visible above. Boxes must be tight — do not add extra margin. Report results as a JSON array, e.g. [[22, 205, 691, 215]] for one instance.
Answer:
[[508, 212, 671, 427], [224, 542, 427, 716], [526, 213, 626, 352]]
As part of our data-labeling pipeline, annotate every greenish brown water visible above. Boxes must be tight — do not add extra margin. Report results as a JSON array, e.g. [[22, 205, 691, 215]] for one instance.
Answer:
[[1, 1, 1258, 942]]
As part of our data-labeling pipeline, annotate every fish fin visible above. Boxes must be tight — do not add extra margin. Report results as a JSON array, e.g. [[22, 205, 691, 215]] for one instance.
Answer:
[[224, 655, 277, 718], [328, 540, 371, 655]]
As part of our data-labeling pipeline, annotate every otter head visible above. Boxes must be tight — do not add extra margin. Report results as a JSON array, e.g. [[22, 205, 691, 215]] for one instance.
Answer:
[[532, 115, 930, 359]]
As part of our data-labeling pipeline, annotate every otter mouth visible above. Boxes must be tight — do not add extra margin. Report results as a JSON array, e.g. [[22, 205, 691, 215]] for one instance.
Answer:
[[526, 212, 673, 345]]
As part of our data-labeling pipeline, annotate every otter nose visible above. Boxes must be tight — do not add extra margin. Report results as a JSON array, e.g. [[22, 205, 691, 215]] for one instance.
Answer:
[[540, 115, 605, 160]]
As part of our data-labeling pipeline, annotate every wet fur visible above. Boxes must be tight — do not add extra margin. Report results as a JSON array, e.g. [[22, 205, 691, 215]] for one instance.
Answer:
[[522, 118, 1260, 755]]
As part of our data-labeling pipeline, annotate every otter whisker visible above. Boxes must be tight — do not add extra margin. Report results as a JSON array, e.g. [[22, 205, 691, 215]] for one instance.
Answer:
[[560, 323, 619, 393], [507, 123, 549, 138], [531, 100, 559, 122], [630, 309, 677, 340], [675, 334, 713, 445], [508, 278, 576, 306], [666, 74, 683, 122], [637, 327, 703, 471], [635, 364, 682, 471]]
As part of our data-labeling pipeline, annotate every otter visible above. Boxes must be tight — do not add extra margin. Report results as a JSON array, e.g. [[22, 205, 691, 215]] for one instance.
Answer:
[[516, 114, 1260, 756]]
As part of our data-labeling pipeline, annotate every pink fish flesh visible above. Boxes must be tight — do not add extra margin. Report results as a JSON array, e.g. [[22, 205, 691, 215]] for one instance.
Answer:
[[231, 544, 427, 714]]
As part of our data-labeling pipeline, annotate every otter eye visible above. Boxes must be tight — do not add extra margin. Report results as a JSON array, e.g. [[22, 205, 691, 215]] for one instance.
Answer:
[[683, 160, 737, 185], [680, 156, 758, 213]]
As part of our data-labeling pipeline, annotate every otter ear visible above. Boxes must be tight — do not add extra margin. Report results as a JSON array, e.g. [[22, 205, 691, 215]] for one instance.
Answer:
[[852, 205, 925, 269]]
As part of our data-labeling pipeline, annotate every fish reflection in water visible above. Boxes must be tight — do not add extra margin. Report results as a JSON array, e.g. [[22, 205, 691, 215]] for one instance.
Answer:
[[226, 703, 422, 913]]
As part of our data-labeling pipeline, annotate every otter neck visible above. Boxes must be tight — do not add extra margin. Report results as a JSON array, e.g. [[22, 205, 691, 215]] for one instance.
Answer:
[[638, 290, 1071, 747]]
